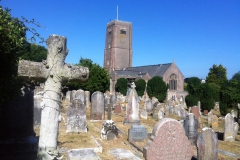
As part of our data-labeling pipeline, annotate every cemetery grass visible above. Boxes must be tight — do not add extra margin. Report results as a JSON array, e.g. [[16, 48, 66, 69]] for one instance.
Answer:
[[34, 103, 240, 160]]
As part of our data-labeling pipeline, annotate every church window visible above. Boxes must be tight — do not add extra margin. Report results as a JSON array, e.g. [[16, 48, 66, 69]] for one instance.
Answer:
[[120, 29, 126, 35], [169, 74, 177, 90]]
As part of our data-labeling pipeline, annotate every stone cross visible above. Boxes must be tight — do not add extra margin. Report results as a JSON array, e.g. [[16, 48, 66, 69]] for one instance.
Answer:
[[18, 35, 89, 159]]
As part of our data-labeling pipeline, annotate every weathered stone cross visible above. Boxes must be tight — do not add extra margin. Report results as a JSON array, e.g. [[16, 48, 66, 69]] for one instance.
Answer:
[[18, 35, 89, 159]]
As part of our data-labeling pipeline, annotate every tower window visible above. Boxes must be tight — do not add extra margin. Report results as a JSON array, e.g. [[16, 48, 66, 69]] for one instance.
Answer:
[[120, 29, 126, 35]]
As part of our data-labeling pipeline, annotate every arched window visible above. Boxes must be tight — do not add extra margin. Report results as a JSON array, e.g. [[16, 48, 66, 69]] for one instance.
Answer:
[[169, 74, 177, 90]]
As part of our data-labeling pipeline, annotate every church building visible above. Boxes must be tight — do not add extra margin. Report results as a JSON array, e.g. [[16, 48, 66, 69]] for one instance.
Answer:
[[103, 19, 187, 99]]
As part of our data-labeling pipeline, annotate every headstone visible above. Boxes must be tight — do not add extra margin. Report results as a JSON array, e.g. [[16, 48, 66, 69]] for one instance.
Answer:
[[67, 149, 101, 160], [75, 89, 85, 105], [190, 106, 200, 128], [91, 91, 105, 120], [224, 113, 236, 142], [233, 122, 239, 140], [231, 110, 236, 118], [114, 104, 122, 113], [145, 99, 153, 111], [110, 148, 141, 160], [165, 106, 170, 116], [123, 82, 140, 125], [184, 113, 198, 145], [84, 91, 90, 108], [67, 99, 87, 133], [208, 111, 213, 127], [158, 110, 164, 120], [143, 118, 193, 160], [34, 85, 44, 127], [211, 115, 218, 129], [70, 90, 76, 102], [180, 108, 187, 120], [65, 91, 71, 103], [100, 120, 118, 140], [140, 109, 148, 119], [197, 127, 218, 160], [128, 125, 148, 142]]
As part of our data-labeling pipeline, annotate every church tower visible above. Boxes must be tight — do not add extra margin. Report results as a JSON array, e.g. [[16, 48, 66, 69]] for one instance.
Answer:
[[104, 20, 132, 73]]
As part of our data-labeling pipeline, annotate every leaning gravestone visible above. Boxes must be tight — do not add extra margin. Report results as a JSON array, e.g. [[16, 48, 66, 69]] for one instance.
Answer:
[[67, 99, 87, 133], [197, 127, 218, 160], [123, 82, 140, 125], [91, 91, 105, 120], [18, 35, 89, 159], [184, 113, 198, 145], [143, 118, 193, 160], [128, 125, 148, 142]]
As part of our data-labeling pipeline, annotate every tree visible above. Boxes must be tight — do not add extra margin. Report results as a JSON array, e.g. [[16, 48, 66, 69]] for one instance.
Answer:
[[185, 95, 198, 108], [231, 71, 240, 83], [115, 78, 128, 95], [135, 79, 146, 96], [187, 77, 201, 98], [19, 42, 47, 62], [65, 57, 109, 93], [147, 76, 167, 102], [206, 64, 227, 87]]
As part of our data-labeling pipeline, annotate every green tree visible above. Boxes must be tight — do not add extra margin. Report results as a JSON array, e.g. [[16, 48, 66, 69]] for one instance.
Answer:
[[135, 79, 146, 96], [231, 71, 240, 83], [115, 78, 128, 95], [19, 42, 47, 62], [65, 57, 110, 93], [201, 98, 215, 111], [185, 95, 198, 108], [187, 77, 201, 98], [206, 64, 227, 87], [0, 7, 26, 105], [147, 76, 167, 102]]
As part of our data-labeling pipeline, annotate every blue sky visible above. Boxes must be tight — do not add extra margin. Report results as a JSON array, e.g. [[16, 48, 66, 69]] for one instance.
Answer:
[[2, 0, 240, 79]]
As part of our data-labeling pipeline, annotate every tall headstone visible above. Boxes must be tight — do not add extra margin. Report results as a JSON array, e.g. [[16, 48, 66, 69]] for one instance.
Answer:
[[224, 113, 236, 142], [91, 91, 105, 120], [197, 127, 218, 160], [190, 106, 200, 128], [84, 91, 90, 108], [208, 111, 213, 127], [184, 113, 198, 145], [211, 115, 218, 129], [67, 99, 87, 133], [143, 118, 193, 160], [18, 35, 89, 159], [123, 82, 140, 125], [75, 89, 85, 105]]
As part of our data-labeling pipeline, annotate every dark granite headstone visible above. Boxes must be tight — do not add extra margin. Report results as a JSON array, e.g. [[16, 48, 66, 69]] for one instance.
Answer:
[[128, 125, 148, 142], [197, 127, 218, 160], [91, 91, 104, 120], [143, 118, 193, 160]]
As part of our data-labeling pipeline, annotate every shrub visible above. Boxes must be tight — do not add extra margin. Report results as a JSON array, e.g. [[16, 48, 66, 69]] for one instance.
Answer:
[[219, 102, 228, 116], [115, 78, 128, 95], [201, 98, 215, 111], [185, 95, 198, 108], [147, 76, 167, 102], [135, 79, 146, 96]]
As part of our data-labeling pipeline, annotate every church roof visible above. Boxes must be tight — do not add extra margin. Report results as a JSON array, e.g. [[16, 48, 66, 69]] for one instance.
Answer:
[[114, 63, 172, 78]]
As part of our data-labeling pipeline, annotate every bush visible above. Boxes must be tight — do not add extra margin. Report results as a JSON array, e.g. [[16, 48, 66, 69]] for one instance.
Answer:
[[147, 76, 167, 102], [219, 102, 228, 116], [185, 95, 198, 108], [135, 79, 146, 96], [201, 98, 215, 111], [115, 78, 128, 95]]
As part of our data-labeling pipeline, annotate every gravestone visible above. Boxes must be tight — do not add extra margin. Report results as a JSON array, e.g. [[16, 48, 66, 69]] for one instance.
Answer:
[[100, 120, 118, 140], [143, 118, 193, 160], [84, 91, 90, 108], [75, 89, 85, 105], [18, 35, 89, 159], [165, 106, 170, 116], [140, 109, 148, 119], [231, 110, 236, 118], [233, 122, 239, 139], [211, 115, 218, 129], [123, 82, 140, 125], [208, 111, 213, 127], [158, 110, 164, 120], [65, 91, 71, 103], [110, 148, 141, 160], [91, 91, 105, 120], [34, 84, 44, 127], [145, 99, 152, 111], [184, 113, 198, 145], [190, 106, 200, 128], [224, 113, 236, 142], [128, 125, 148, 142], [180, 108, 187, 120], [67, 149, 101, 160], [114, 104, 122, 113], [197, 127, 218, 160], [66, 99, 87, 133], [70, 90, 76, 102], [0, 85, 38, 156]]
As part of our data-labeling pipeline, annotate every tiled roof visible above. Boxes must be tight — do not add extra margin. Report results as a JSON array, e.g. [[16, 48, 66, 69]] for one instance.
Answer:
[[114, 63, 172, 78]]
